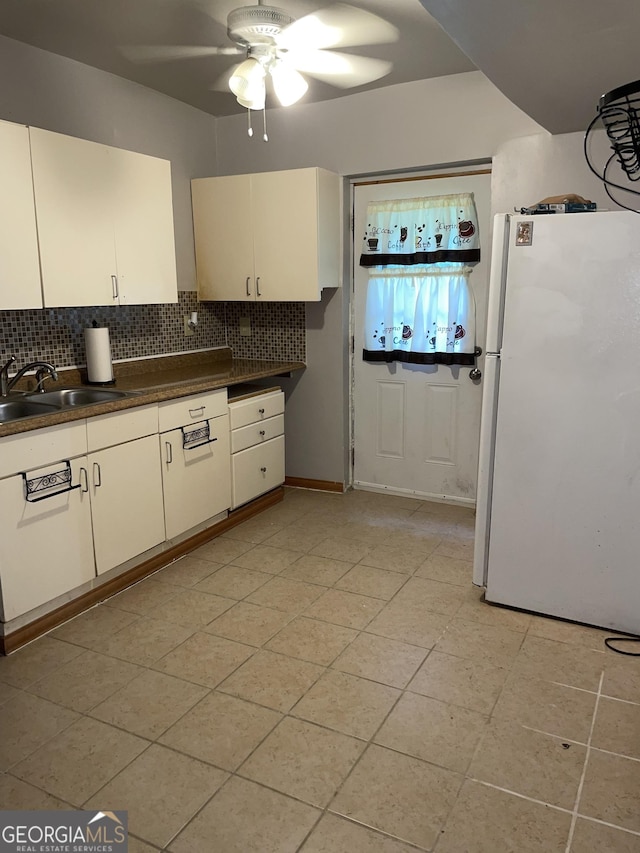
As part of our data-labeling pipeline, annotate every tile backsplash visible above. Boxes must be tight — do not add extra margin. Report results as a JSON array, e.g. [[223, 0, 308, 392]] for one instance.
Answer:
[[0, 293, 306, 370]]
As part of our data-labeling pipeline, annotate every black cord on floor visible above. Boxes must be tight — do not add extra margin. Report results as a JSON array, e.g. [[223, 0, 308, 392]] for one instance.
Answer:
[[605, 637, 640, 656]]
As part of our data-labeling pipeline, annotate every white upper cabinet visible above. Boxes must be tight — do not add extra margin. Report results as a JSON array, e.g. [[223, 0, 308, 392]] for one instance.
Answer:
[[192, 166, 341, 302], [110, 145, 179, 306], [192, 173, 254, 302], [29, 127, 178, 308], [0, 120, 43, 309]]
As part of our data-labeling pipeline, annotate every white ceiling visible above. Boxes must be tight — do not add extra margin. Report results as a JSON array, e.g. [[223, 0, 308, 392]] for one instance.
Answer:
[[419, 0, 640, 133], [0, 0, 475, 117], [0, 0, 637, 133]]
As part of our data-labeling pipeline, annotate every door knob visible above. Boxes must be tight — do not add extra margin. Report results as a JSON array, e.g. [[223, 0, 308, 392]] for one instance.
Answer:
[[469, 368, 482, 381]]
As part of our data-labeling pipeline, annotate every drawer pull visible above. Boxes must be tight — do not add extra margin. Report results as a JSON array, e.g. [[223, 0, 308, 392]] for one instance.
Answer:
[[258, 408, 265, 415], [22, 461, 82, 503], [259, 429, 266, 436], [260, 466, 267, 473], [189, 406, 206, 418], [182, 422, 217, 450]]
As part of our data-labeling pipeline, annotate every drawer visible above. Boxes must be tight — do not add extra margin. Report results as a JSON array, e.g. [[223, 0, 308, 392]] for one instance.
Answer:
[[159, 388, 228, 433], [231, 434, 285, 509], [231, 413, 284, 454], [0, 421, 87, 479], [229, 390, 284, 430], [87, 403, 158, 452]]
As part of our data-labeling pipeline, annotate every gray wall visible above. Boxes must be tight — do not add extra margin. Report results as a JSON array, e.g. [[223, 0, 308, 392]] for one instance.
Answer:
[[215, 72, 542, 176], [491, 128, 621, 215], [215, 72, 543, 485], [0, 34, 218, 292]]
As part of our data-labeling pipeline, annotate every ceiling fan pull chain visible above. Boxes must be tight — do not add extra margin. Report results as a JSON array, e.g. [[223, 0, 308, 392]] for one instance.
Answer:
[[247, 108, 253, 138], [262, 107, 268, 142]]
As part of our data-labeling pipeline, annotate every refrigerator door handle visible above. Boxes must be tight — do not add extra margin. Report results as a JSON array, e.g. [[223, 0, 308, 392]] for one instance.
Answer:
[[473, 353, 501, 587]]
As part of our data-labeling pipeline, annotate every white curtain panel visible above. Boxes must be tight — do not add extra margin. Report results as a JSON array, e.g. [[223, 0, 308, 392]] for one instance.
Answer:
[[362, 266, 476, 365]]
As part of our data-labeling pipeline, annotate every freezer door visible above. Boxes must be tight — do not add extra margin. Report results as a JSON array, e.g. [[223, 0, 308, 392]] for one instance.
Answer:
[[485, 211, 640, 633], [473, 353, 500, 586]]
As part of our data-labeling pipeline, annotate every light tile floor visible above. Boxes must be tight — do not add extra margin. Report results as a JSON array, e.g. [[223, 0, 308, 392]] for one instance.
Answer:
[[1, 488, 639, 851]]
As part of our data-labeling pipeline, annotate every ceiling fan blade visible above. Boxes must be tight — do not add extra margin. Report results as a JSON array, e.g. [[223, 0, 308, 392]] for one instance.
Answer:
[[277, 3, 398, 51], [120, 45, 243, 64], [285, 49, 392, 88]]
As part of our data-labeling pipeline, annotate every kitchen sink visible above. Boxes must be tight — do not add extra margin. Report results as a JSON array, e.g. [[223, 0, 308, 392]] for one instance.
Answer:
[[26, 388, 139, 407], [0, 399, 62, 423]]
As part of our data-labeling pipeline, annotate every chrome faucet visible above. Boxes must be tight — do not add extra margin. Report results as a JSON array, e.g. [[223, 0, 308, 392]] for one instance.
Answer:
[[0, 356, 59, 396]]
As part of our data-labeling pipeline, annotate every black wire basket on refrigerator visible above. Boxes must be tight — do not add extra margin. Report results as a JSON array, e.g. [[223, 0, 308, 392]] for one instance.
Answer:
[[584, 79, 640, 212]]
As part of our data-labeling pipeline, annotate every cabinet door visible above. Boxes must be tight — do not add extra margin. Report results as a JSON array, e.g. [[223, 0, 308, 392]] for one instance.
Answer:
[[161, 414, 231, 539], [0, 121, 42, 309], [0, 458, 94, 621], [231, 434, 285, 509], [29, 127, 117, 307], [90, 434, 165, 575], [251, 169, 320, 301], [192, 174, 255, 301], [111, 147, 178, 305]]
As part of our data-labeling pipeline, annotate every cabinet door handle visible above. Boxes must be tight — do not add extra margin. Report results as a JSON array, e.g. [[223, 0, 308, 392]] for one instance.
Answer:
[[260, 467, 267, 473], [258, 408, 265, 415], [245, 276, 251, 297], [111, 275, 119, 299], [189, 406, 206, 418], [80, 466, 89, 493], [256, 276, 262, 297], [93, 461, 102, 488], [259, 429, 266, 436], [165, 441, 173, 464]]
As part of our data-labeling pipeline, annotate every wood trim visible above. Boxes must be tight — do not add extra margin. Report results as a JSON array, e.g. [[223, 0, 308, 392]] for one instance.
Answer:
[[284, 476, 344, 493], [0, 486, 284, 655], [353, 168, 492, 187]]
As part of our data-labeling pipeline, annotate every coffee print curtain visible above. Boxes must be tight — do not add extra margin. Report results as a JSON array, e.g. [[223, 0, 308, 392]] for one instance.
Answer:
[[360, 193, 479, 365], [363, 266, 476, 365], [360, 193, 480, 266]]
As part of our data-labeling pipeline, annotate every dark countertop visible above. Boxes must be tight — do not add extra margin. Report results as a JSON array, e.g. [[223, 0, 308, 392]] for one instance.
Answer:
[[0, 348, 304, 438]]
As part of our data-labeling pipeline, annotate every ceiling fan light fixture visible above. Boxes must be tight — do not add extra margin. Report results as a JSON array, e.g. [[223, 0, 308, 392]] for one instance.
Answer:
[[229, 57, 266, 108], [271, 62, 308, 106]]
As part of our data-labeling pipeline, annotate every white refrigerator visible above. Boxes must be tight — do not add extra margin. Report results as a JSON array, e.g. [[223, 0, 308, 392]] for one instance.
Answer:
[[473, 211, 640, 635]]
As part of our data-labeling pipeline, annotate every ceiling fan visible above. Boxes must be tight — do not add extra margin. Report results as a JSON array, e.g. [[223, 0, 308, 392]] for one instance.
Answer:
[[122, 2, 398, 138]]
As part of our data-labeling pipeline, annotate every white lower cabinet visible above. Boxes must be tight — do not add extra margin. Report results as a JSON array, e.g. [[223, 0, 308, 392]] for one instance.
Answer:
[[90, 434, 166, 575], [161, 416, 231, 540], [0, 456, 94, 621], [87, 405, 165, 576], [231, 434, 285, 509], [229, 390, 285, 509], [159, 389, 230, 539]]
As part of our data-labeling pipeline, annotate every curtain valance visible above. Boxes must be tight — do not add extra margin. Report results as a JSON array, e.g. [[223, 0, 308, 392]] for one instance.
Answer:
[[360, 192, 480, 267]]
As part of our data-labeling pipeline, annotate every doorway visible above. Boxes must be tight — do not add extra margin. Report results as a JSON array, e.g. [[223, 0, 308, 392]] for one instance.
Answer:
[[351, 169, 491, 505]]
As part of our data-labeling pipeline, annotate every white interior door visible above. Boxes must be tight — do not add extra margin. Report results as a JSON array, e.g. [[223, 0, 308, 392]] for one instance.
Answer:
[[352, 171, 491, 505]]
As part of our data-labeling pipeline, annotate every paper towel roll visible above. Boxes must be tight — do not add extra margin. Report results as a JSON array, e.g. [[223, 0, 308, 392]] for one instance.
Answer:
[[84, 326, 114, 384]]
